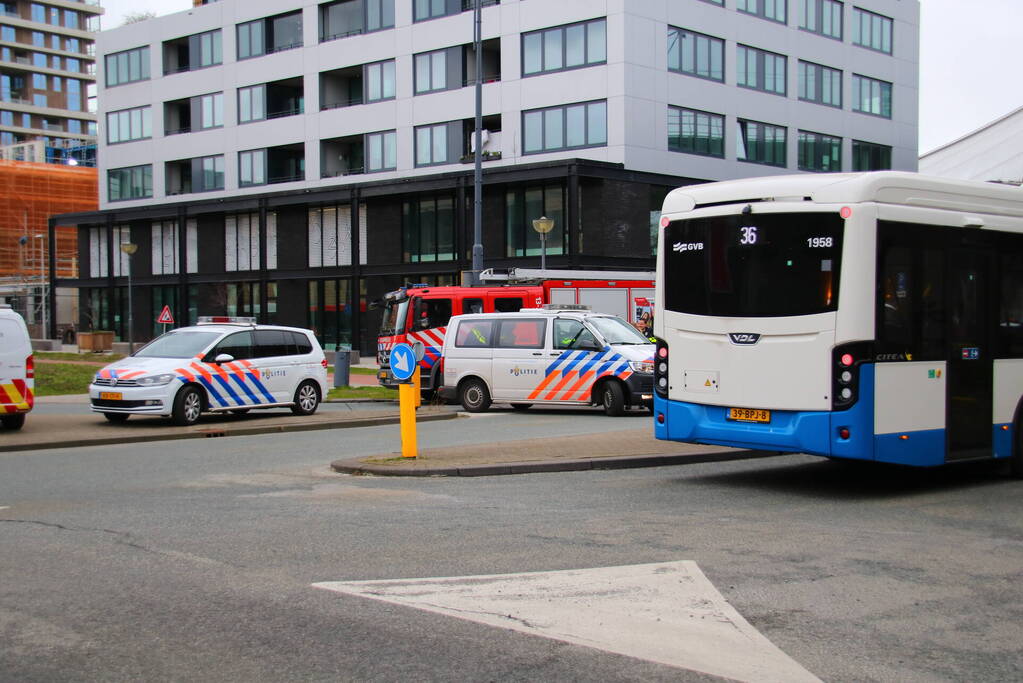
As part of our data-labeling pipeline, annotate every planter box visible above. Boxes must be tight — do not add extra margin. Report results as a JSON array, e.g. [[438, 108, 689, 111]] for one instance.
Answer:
[[79, 331, 113, 352]]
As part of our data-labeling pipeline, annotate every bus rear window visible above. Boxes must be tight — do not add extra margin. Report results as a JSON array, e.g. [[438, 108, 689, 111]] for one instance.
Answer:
[[663, 212, 843, 317]]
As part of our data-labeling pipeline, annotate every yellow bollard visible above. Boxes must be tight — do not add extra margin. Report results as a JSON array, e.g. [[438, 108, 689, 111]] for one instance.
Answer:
[[399, 372, 418, 458], [413, 364, 422, 407]]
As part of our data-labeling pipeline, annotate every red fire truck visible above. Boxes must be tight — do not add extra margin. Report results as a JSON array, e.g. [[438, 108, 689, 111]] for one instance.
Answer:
[[376, 269, 655, 394]]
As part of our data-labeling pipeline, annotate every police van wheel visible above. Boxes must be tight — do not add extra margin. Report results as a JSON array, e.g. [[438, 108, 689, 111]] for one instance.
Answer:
[[103, 412, 129, 423], [291, 381, 320, 416], [460, 379, 491, 413], [1, 413, 25, 430], [601, 382, 626, 417], [172, 386, 203, 426], [510, 403, 532, 411]]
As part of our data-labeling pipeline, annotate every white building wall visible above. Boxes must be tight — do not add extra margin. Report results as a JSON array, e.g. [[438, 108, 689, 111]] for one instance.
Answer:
[[919, 106, 1023, 185], [96, 0, 919, 210]]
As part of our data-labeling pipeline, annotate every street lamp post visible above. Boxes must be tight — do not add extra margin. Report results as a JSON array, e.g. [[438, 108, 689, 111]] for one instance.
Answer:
[[532, 216, 555, 272], [120, 242, 138, 353]]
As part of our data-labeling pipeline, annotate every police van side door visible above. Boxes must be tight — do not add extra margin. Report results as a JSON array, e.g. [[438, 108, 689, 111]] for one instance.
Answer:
[[491, 318, 548, 401]]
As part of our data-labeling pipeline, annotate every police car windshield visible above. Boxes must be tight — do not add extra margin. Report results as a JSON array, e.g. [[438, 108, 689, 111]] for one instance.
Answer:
[[589, 316, 651, 345], [133, 330, 221, 358]]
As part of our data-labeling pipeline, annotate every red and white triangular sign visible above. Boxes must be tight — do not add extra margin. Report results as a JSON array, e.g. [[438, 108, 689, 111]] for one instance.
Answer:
[[157, 305, 175, 324]]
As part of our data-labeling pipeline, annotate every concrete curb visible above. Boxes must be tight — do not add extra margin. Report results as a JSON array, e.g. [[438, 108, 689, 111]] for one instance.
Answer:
[[330, 448, 779, 477], [0, 411, 458, 453]]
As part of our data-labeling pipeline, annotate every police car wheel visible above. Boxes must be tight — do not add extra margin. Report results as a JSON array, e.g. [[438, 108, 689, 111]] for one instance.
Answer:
[[601, 382, 626, 417], [103, 412, 129, 423], [460, 379, 491, 413], [172, 386, 203, 426], [291, 381, 320, 415], [1, 413, 25, 430]]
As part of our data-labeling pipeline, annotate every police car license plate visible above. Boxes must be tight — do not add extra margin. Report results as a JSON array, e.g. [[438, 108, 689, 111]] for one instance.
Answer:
[[728, 407, 770, 423], [100, 392, 123, 401]]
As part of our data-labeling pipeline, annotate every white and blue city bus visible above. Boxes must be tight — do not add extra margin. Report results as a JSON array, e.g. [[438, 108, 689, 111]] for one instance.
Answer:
[[652, 172, 1023, 471]]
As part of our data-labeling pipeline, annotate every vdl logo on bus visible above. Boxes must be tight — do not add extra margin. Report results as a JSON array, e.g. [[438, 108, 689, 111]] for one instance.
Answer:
[[728, 333, 761, 345]]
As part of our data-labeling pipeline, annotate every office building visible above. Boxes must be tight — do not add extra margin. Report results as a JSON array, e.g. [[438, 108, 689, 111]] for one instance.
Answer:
[[54, 0, 919, 353]]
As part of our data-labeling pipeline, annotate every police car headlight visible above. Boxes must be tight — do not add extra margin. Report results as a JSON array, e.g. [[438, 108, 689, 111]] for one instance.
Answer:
[[137, 373, 177, 386], [629, 360, 654, 375]]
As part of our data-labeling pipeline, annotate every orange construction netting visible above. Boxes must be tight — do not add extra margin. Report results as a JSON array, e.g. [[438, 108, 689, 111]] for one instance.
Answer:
[[0, 159, 97, 280]]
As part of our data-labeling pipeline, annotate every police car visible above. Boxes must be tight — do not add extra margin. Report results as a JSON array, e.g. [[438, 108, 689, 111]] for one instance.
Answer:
[[439, 305, 654, 415], [89, 318, 328, 425]]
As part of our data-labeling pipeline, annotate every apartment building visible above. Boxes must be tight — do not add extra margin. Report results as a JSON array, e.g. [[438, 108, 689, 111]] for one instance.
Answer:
[[55, 0, 919, 353], [0, 0, 101, 162]]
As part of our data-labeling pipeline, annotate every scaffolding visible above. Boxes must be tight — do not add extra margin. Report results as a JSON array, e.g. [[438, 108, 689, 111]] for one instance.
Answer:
[[0, 160, 98, 337]]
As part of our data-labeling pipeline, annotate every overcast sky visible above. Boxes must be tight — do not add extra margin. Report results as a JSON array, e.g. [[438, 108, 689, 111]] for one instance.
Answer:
[[96, 0, 1023, 156]]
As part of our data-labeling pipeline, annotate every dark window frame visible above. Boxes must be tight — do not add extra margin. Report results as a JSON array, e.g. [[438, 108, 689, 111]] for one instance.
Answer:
[[521, 17, 607, 78], [521, 99, 607, 155], [667, 26, 725, 83], [737, 44, 787, 96], [667, 105, 725, 158], [736, 118, 787, 167], [737, 0, 787, 24]]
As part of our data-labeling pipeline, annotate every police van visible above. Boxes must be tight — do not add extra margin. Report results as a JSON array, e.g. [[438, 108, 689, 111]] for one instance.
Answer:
[[0, 304, 34, 431], [438, 305, 654, 415], [89, 318, 328, 426]]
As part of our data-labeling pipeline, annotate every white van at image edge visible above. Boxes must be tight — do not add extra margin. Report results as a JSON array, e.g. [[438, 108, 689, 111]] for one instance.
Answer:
[[0, 305, 34, 431]]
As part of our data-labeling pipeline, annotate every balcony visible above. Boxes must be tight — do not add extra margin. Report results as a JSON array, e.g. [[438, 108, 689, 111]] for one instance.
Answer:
[[320, 135, 364, 177]]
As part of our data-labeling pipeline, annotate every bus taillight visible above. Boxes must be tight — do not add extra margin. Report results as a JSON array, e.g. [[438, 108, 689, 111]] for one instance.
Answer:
[[653, 338, 669, 398], [832, 342, 871, 410]]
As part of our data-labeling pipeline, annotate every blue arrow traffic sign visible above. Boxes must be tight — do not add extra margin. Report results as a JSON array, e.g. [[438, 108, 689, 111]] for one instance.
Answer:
[[390, 343, 418, 382]]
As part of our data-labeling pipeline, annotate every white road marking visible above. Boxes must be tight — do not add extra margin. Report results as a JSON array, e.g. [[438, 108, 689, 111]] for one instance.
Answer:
[[0, 506, 9, 511], [313, 560, 820, 682]]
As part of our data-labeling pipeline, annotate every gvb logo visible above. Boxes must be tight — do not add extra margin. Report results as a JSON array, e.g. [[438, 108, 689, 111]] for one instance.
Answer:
[[728, 333, 761, 345], [672, 241, 704, 252]]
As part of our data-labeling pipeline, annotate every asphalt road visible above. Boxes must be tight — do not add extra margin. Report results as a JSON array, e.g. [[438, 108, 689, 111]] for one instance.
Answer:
[[1, 410, 1021, 681]]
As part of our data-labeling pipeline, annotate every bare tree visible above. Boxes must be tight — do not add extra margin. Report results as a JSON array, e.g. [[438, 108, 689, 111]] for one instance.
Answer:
[[122, 11, 156, 25]]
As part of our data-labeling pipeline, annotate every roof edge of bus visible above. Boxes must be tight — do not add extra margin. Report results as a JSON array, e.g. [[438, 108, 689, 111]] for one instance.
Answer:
[[661, 171, 1023, 218]]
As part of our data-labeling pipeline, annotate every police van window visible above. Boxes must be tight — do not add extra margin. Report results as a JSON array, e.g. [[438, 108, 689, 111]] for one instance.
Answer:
[[291, 331, 313, 355], [494, 297, 523, 312], [414, 298, 452, 330], [496, 319, 546, 349], [554, 319, 595, 350], [463, 298, 484, 314], [254, 329, 290, 357], [210, 330, 254, 361], [454, 319, 494, 348]]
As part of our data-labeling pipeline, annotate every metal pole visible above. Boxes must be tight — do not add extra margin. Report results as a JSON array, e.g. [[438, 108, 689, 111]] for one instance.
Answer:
[[540, 231, 546, 271], [127, 256, 133, 353], [470, 0, 483, 286]]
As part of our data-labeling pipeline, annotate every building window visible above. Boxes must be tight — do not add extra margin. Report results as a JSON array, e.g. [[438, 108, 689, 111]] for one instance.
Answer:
[[200, 92, 224, 129], [667, 27, 724, 82], [320, 0, 394, 42], [852, 7, 892, 54], [200, 155, 225, 191], [505, 184, 565, 258], [738, 0, 787, 24], [415, 122, 458, 167], [108, 165, 152, 201], [237, 10, 303, 60], [63, 9, 77, 29], [414, 49, 449, 94], [239, 149, 266, 186], [798, 130, 841, 172], [414, 0, 458, 22], [366, 59, 395, 101], [164, 30, 222, 74], [106, 106, 152, 144], [30, 3, 44, 23], [366, 130, 396, 172], [799, 0, 842, 39], [105, 46, 150, 87], [737, 45, 786, 95], [308, 204, 367, 267], [798, 60, 842, 107], [852, 139, 891, 171], [225, 213, 277, 271], [151, 221, 179, 275], [198, 30, 222, 67], [522, 100, 606, 154], [737, 119, 787, 167], [403, 195, 456, 263], [667, 106, 724, 158], [852, 74, 892, 118], [522, 18, 606, 77], [238, 84, 266, 123]]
